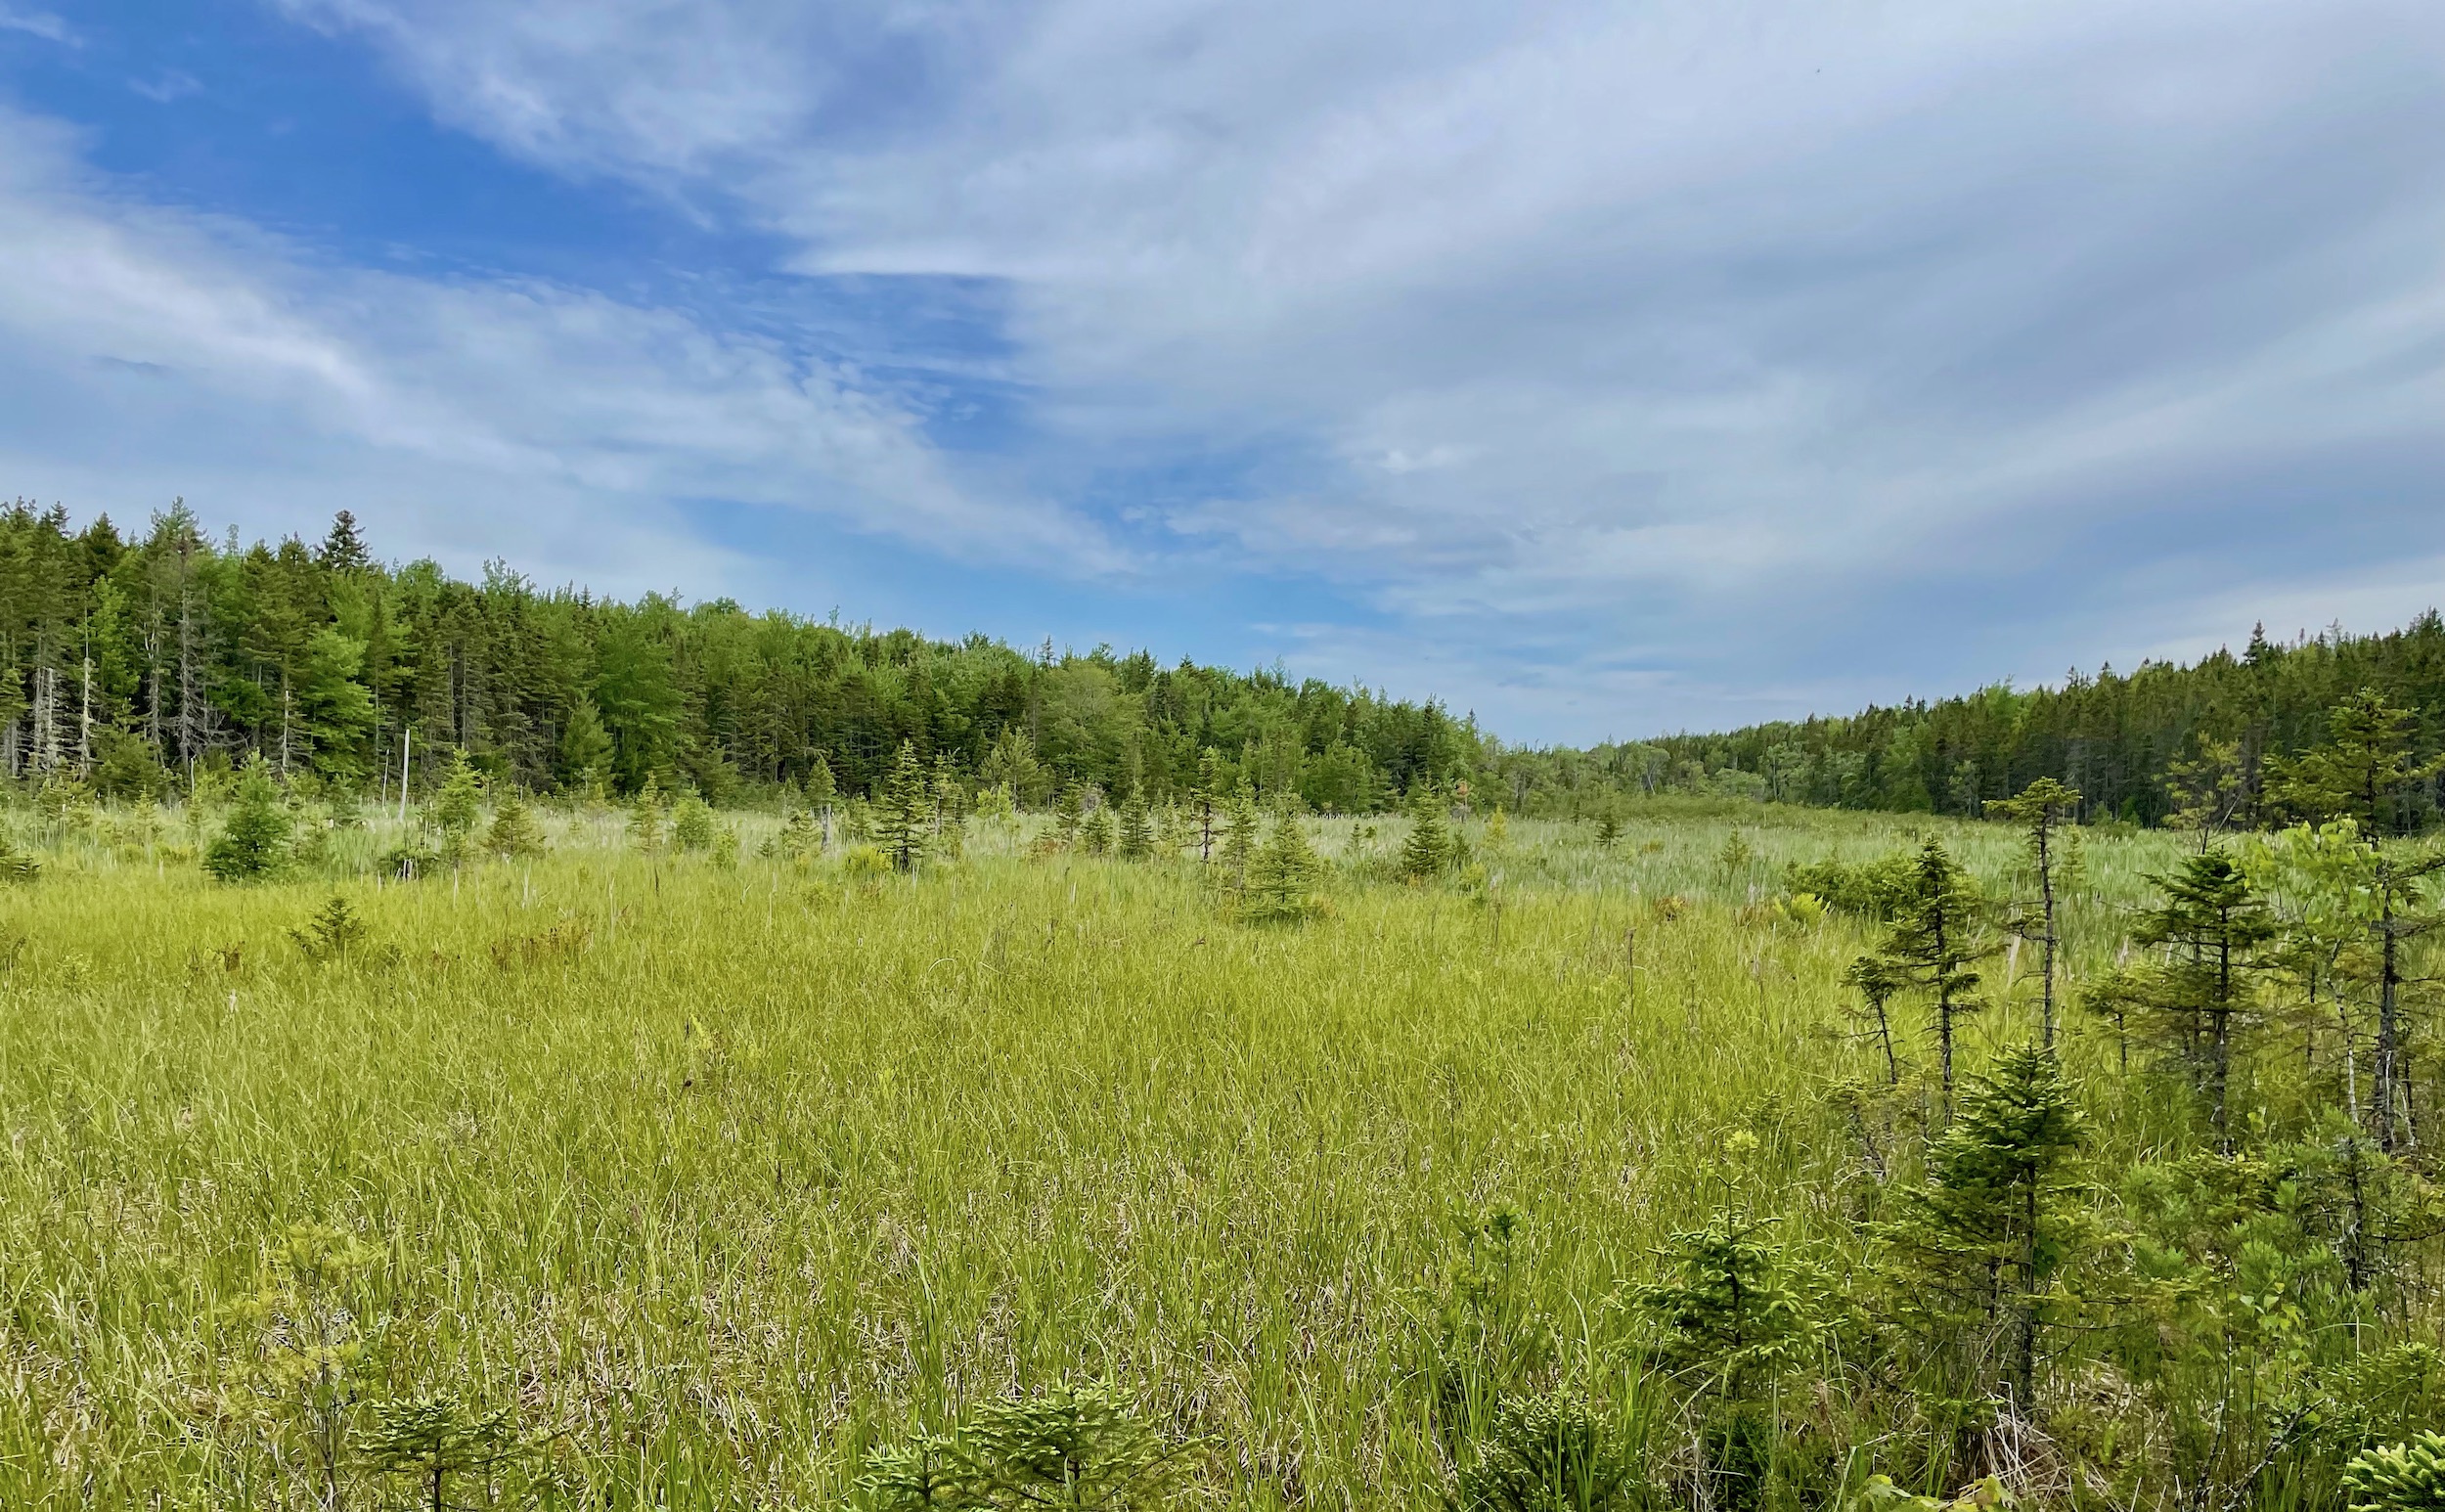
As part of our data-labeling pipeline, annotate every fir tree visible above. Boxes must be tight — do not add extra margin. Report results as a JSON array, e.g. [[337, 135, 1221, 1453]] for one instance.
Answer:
[[1632, 1212, 1829, 1397], [1986, 777, 2082, 1046], [1054, 780, 1087, 845], [1879, 838, 1990, 1111], [778, 805, 821, 862], [203, 755, 292, 882], [1593, 809, 1623, 851], [2164, 736, 2247, 849], [1080, 801, 1115, 856], [316, 509, 372, 574]]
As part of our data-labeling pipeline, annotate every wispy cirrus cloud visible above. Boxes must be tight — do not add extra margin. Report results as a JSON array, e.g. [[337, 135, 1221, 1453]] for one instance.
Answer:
[[0, 104, 1121, 600], [0, 6, 74, 44]]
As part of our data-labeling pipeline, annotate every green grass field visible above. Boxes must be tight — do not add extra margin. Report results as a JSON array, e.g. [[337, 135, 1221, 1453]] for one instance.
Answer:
[[0, 804, 2387, 1509]]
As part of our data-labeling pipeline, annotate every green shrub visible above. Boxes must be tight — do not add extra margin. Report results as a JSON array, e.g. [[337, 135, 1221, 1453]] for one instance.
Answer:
[[1452, 1392, 1637, 1512]]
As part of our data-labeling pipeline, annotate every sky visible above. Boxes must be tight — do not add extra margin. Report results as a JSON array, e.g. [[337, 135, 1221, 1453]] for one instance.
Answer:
[[2, 2, 2442, 743]]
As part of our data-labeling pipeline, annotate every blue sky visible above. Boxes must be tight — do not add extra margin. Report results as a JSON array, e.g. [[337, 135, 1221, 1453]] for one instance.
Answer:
[[3, 1, 2443, 741]]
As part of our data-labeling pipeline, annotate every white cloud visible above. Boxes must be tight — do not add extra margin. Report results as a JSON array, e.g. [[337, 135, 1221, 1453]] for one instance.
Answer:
[[0, 107, 1116, 597], [78, 2, 2445, 731], [0, 6, 73, 44]]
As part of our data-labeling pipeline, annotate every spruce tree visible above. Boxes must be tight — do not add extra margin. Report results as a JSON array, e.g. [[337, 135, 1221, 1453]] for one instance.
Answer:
[[1593, 809, 1623, 851], [558, 696, 614, 794], [1193, 748, 1223, 862], [1843, 954, 1909, 1085], [805, 753, 839, 845], [1219, 778, 1260, 886], [1986, 777, 2081, 1046], [1879, 838, 1989, 1111], [671, 792, 717, 852], [1878, 1041, 2086, 1412], [2126, 851, 2275, 1148], [1054, 780, 1087, 845], [1117, 787, 1153, 860], [628, 774, 667, 853], [1632, 1212, 1828, 1396], [872, 740, 931, 872], [2270, 688, 2442, 837], [486, 788, 546, 859], [1243, 812, 1325, 922], [1080, 801, 1114, 856], [203, 755, 292, 882], [431, 750, 483, 863], [1400, 781, 1453, 881]]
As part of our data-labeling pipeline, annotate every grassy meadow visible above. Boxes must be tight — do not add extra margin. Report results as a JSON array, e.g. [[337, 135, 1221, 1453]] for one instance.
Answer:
[[0, 802, 2374, 1508]]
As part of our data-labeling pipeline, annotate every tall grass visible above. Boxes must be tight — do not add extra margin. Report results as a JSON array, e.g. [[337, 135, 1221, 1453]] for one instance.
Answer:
[[0, 803, 2221, 1506]]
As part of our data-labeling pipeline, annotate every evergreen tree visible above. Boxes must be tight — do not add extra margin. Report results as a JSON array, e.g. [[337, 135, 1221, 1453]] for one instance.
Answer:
[[628, 774, 668, 853], [778, 805, 821, 862], [931, 757, 968, 861], [1219, 778, 1261, 886], [872, 740, 931, 872], [1878, 838, 1991, 1110], [1192, 747, 1223, 862], [356, 1394, 521, 1512], [486, 788, 546, 860], [1986, 777, 2082, 1045], [1632, 1212, 1828, 1396], [316, 510, 372, 574], [2123, 851, 2276, 1148], [203, 755, 292, 882], [1054, 780, 1087, 845], [2271, 688, 2443, 837], [1878, 1041, 2087, 1412], [558, 695, 614, 793], [1593, 809, 1623, 851], [1243, 812, 1325, 922], [431, 750, 483, 863], [1117, 787, 1153, 860], [671, 792, 717, 852], [1843, 954, 1909, 1085], [293, 628, 378, 781], [2164, 736, 2247, 848], [1080, 801, 1115, 856], [805, 753, 839, 845], [1400, 781, 1453, 881]]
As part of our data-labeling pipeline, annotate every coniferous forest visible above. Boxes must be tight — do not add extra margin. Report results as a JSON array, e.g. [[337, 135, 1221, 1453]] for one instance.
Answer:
[[6, 500, 2442, 834], [11, 500, 2445, 1512]]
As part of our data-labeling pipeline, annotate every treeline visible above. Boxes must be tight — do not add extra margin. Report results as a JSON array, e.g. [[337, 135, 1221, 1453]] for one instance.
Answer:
[[8, 500, 2441, 829], [0, 503, 1476, 810], [1484, 618, 2445, 826]]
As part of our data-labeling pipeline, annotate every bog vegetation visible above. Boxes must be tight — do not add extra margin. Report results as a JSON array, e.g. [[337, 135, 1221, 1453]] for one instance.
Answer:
[[6, 505, 2445, 1509]]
